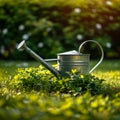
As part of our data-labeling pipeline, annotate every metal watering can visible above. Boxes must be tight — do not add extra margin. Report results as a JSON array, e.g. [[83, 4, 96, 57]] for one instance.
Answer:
[[17, 40, 104, 78]]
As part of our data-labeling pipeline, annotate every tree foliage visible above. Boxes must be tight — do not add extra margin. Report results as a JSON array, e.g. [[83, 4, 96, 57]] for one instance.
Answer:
[[0, 0, 120, 60]]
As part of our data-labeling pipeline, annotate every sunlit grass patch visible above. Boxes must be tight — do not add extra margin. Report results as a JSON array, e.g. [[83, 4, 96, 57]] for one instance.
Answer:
[[93, 71, 120, 95]]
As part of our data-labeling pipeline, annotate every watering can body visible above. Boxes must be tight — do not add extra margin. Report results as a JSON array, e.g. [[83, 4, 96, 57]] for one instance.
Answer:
[[57, 51, 90, 76], [17, 40, 104, 78]]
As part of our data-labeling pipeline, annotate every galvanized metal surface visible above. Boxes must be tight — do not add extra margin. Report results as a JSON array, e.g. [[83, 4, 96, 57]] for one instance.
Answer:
[[57, 54, 90, 76]]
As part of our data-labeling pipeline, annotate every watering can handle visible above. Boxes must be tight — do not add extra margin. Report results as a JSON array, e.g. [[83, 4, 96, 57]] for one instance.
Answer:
[[78, 40, 104, 73]]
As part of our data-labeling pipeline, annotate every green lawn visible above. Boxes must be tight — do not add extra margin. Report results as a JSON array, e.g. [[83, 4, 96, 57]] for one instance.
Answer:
[[0, 60, 120, 120]]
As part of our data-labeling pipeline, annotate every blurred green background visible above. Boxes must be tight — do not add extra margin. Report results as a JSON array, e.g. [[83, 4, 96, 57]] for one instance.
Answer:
[[0, 0, 120, 60]]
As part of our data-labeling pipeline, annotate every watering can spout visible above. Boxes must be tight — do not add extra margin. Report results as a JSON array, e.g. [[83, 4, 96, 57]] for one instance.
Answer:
[[17, 40, 60, 78]]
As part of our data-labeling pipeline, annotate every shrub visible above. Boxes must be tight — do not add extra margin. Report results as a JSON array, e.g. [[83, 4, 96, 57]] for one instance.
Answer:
[[0, 0, 120, 59], [13, 65, 104, 95]]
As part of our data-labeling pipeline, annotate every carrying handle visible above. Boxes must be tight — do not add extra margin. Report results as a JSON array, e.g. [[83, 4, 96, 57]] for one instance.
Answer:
[[78, 40, 104, 73]]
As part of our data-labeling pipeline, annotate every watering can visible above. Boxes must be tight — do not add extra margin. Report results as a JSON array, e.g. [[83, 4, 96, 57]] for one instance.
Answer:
[[17, 40, 104, 78]]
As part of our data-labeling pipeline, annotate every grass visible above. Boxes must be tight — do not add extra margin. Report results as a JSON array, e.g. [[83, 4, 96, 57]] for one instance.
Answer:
[[0, 60, 120, 120], [0, 60, 120, 95], [0, 59, 119, 74]]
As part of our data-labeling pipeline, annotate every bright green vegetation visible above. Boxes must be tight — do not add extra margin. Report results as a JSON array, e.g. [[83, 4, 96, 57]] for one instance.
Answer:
[[0, 60, 120, 120], [0, 0, 120, 60]]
